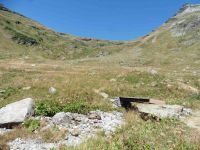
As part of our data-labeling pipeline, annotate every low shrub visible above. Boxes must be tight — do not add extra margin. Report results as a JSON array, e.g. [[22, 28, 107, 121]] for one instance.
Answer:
[[35, 101, 62, 117], [63, 100, 91, 114], [4, 26, 39, 46], [0, 87, 17, 100], [35, 100, 102, 117], [12, 31, 38, 46], [24, 119, 40, 132]]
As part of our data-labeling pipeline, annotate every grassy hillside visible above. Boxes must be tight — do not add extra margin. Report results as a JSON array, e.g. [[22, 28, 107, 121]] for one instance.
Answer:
[[0, 4, 200, 150], [0, 5, 128, 60], [94, 4, 200, 72]]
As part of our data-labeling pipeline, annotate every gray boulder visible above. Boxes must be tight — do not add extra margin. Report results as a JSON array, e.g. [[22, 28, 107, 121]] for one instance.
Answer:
[[52, 112, 71, 125], [136, 104, 192, 120], [0, 98, 34, 128], [110, 97, 121, 108]]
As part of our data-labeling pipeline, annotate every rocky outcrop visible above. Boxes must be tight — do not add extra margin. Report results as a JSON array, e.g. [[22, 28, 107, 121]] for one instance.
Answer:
[[8, 111, 124, 149], [0, 98, 34, 128], [110, 97, 122, 108], [135, 104, 192, 120], [177, 4, 200, 16]]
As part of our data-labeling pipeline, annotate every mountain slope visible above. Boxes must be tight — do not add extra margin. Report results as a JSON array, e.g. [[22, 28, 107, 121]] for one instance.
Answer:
[[0, 4, 128, 60], [94, 4, 200, 76], [0, 4, 200, 149]]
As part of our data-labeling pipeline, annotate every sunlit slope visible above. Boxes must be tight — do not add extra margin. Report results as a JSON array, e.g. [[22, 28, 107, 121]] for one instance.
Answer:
[[97, 4, 200, 74], [0, 5, 127, 60]]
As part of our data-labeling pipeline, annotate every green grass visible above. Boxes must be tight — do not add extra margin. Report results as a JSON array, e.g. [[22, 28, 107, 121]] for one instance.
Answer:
[[24, 119, 40, 132], [0, 4, 199, 150], [0, 87, 18, 100]]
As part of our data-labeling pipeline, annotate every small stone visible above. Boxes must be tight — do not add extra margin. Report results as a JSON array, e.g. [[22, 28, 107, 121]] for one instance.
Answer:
[[22, 86, 31, 90], [149, 69, 158, 75], [70, 129, 80, 137], [110, 78, 117, 82], [49, 87, 57, 94], [88, 113, 101, 120], [99, 92, 109, 99], [167, 84, 172, 88], [136, 104, 192, 120]]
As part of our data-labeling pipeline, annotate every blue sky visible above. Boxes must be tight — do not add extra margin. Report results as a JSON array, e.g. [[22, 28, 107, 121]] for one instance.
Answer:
[[1, 0, 200, 40]]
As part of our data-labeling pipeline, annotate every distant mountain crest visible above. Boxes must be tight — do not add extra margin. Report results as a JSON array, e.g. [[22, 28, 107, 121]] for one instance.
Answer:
[[177, 4, 200, 15]]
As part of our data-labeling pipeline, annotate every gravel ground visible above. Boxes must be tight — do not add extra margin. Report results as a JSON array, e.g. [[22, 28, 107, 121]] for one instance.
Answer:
[[8, 111, 124, 150]]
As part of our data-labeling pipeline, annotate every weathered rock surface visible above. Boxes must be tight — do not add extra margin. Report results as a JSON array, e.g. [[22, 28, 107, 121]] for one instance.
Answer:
[[110, 97, 121, 108], [52, 112, 71, 125], [9, 138, 58, 150], [136, 104, 192, 120], [8, 111, 124, 149], [0, 98, 34, 128]]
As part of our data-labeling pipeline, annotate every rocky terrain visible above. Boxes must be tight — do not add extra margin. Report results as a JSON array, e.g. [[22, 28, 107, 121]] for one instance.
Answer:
[[0, 99, 124, 149], [0, 97, 199, 150], [0, 3, 200, 150]]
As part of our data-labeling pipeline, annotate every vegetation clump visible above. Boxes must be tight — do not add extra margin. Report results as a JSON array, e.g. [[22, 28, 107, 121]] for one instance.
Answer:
[[35, 100, 100, 117], [0, 87, 17, 100], [24, 119, 40, 132], [12, 31, 38, 46]]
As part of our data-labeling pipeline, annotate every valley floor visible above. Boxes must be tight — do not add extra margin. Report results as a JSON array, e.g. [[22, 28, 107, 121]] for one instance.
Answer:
[[0, 59, 199, 149]]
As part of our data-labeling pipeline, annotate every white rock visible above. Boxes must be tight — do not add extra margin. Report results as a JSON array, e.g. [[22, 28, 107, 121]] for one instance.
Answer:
[[99, 92, 109, 99], [48, 87, 57, 94], [149, 69, 158, 75], [0, 98, 34, 127], [136, 104, 192, 119], [110, 97, 121, 107], [22, 86, 31, 90], [110, 78, 117, 82]]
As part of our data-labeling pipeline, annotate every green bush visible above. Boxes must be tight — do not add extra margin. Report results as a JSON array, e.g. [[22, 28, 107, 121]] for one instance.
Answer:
[[63, 100, 91, 114], [0, 87, 17, 99], [35, 100, 99, 117], [24, 119, 40, 132], [4, 26, 38, 46], [35, 101, 62, 117], [12, 31, 38, 45]]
